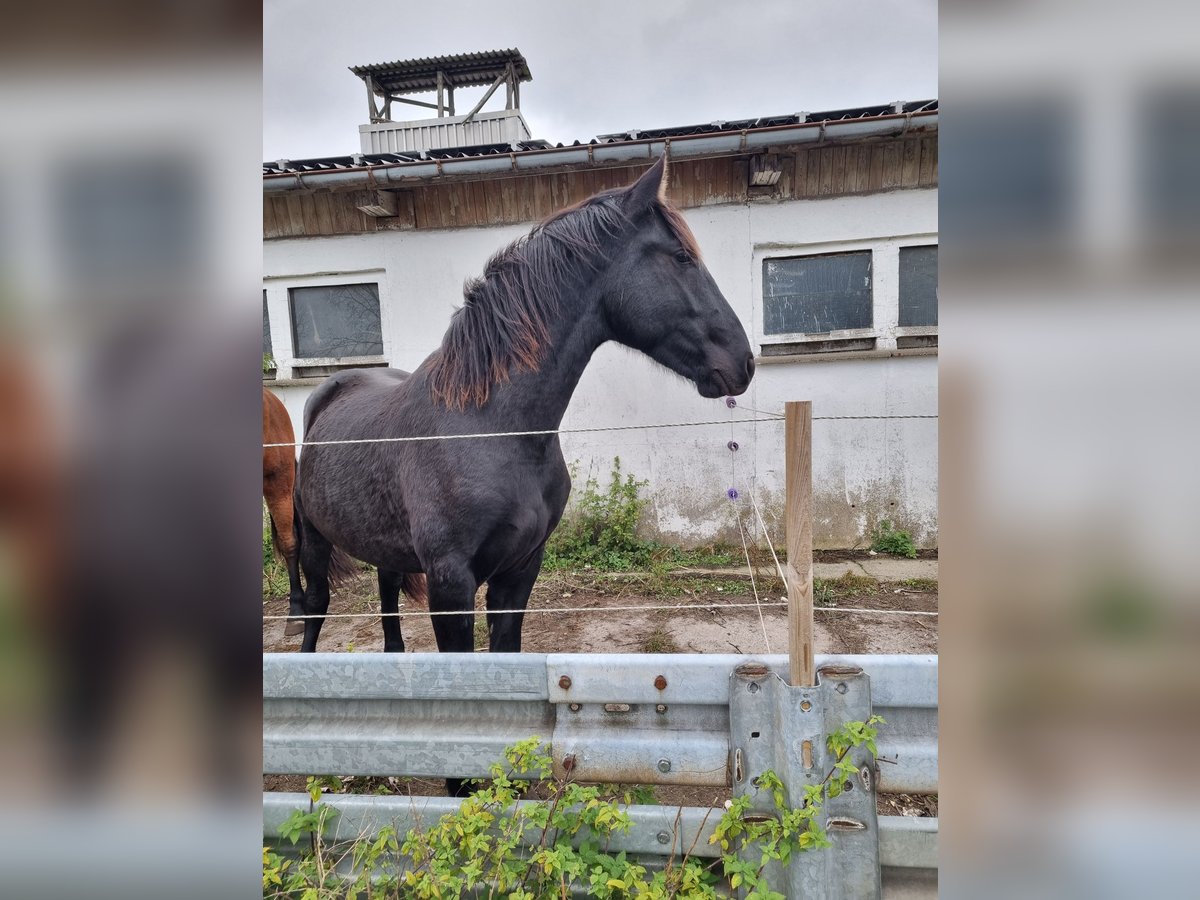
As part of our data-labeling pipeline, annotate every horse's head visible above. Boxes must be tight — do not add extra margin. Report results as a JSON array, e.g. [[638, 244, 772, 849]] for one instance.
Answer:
[[601, 157, 755, 398]]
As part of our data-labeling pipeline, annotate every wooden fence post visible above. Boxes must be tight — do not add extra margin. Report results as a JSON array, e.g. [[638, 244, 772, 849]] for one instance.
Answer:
[[785, 401, 814, 687]]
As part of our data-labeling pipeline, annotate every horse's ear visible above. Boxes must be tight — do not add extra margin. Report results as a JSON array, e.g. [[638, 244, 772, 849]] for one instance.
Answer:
[[624, 155, 668, 210]]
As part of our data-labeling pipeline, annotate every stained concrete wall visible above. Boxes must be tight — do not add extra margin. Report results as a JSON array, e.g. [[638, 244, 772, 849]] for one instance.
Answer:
[[264, 188, 937, 549]]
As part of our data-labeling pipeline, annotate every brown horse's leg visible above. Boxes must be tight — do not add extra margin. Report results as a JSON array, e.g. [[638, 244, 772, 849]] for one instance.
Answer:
[[264, 472, 305, 636], [485, 548, 546, 654], [378, 569, 406, 653]]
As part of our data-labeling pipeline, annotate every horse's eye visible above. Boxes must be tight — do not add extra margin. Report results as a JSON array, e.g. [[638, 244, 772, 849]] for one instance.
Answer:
[[674, 249, 693, 266]]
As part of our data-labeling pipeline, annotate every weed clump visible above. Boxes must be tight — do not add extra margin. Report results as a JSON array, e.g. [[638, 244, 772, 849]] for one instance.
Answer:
[[870, 520, 918, 559], [544, 457, 737, 573]]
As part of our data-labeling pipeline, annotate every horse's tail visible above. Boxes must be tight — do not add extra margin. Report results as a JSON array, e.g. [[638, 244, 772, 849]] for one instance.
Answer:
[[326, 543, 360, 587], [402, 573, 428, 608]]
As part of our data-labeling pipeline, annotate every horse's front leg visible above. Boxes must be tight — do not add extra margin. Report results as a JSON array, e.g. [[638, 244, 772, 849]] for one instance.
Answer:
[[425, 559, 482, 798], [426, 561, 478, 653], [485, 546, 545, 653]]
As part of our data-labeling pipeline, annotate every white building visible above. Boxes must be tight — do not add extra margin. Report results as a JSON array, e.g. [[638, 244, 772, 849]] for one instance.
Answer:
[[263, 52, 938, 549]]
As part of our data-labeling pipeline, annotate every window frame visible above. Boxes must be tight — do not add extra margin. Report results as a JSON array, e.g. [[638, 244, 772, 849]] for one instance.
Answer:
[[760, 248, 876, 342], [895, 243, 939, 335], [262, 268, 390, 382], [754, 235, 937, 358]]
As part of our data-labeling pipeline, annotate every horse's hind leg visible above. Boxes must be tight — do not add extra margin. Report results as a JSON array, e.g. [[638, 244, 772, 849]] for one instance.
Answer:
[[378, 568, 406, 653], [297, 517, 334, 653], [264, 472, 305, 636]]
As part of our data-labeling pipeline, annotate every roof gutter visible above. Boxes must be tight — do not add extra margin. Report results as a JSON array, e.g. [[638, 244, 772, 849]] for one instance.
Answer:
[[263, 110, 937, 193]]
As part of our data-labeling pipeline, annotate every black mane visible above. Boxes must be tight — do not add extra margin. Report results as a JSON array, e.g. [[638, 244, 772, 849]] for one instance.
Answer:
[[427, 194, 629, 409]]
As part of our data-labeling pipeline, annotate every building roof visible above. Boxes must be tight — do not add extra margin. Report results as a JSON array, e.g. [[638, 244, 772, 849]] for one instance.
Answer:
[[349, 49, 532, 96], [594, 100, 936, 142], [263, 100, 937, 179]]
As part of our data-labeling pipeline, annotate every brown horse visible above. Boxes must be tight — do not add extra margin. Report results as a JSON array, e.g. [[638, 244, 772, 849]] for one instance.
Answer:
[[263, 388, 304, 635]]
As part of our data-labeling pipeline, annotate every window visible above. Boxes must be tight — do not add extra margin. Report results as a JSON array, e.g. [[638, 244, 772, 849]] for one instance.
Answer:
[[898, 246, 938, 326], [263, 291, 272, 357], [289, 283, 383, 359], [762, 251, 873, 336]]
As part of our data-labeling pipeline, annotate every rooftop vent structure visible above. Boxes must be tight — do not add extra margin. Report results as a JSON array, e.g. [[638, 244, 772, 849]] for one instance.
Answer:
[[350, 49, 534, 154]]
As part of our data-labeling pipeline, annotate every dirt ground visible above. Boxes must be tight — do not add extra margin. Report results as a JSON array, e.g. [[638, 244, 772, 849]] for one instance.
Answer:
[[262, 561, 937, 658], [264, 556, 937, 817]]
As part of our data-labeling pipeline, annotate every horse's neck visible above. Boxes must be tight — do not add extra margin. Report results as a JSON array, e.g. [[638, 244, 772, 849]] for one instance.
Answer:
[[485, 297, 608, 432]]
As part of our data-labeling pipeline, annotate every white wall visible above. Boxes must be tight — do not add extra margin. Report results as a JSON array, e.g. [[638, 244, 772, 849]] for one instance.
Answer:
[[264, 188, 938, 548]]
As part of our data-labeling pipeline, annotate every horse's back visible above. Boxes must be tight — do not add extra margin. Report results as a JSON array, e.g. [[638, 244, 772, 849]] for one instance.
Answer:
[[303, 367, 411, 435]]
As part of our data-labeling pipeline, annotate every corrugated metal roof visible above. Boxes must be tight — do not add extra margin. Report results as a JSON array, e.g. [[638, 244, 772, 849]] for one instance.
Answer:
[[349, 49, 532, 95], [263, 100, 937, 176], [594, 101, 937, 142], [263, 139, 555, 175]]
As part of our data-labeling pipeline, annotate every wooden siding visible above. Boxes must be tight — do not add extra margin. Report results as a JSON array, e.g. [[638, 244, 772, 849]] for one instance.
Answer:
[[264, 134, 937, 239]]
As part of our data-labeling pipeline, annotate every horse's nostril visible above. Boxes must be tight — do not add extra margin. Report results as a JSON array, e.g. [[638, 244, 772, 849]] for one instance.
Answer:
[[745, 355, 756, 380]]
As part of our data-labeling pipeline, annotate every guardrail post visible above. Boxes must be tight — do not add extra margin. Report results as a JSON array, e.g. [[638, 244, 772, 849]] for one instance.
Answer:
[[724, 400, 880, 897], [729, 662, 880, 898]]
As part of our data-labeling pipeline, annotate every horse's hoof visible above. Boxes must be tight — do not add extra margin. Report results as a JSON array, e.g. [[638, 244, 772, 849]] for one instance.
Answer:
[[285, 620, 305, 637]]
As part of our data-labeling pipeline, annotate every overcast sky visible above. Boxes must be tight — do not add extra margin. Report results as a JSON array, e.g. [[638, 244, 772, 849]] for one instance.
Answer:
[[264, 0, 936, 162]]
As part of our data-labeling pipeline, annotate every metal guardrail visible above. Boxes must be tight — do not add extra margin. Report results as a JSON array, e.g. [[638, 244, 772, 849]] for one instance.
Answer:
[[263, 652, 937, 794], [263, 651, 938, 894], [263, 793, 937, 876]]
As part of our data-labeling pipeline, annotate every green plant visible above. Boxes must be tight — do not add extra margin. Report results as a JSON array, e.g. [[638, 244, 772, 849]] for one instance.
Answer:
[[870, 520, 917, 559], [263, 353, 276, 374], [544, 457, 654, 571], [543, 459, 741, 575], [900, 577, 937, 592], [262, 515, 288, 599], [711, 715, 884, 899], [265, 719, 884, 899]]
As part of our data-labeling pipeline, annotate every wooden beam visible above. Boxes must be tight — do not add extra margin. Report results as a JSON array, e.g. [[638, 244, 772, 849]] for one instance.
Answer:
[[365, 79, 380, 122], [356, 190, 399, 218], [447, 86, 455, 116], [785, 401, 814, 687], [436, 70, 444, 117], [389, 96, 439, 111], [461, 70, 507, 124]]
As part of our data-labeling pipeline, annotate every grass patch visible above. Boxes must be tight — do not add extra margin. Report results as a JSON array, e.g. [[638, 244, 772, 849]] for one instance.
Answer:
[[900, 577, 938, 592], [263, 515, 288, 600], [639, 625, 680, 654], [813, 570, 879, 607]]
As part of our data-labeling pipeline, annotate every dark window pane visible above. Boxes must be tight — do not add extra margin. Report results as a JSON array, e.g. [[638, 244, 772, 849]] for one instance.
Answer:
[[289, 283, 383, 359], [763, 251, 872, 335], [263, 291, 272, 357], [1141, 89, 1200, 235], [898, 246, 938, 326], [940, 99, 1074, 245]]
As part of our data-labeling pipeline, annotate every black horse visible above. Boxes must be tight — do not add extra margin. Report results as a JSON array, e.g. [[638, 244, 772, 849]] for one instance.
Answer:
[[293, 157, 754, 655]]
